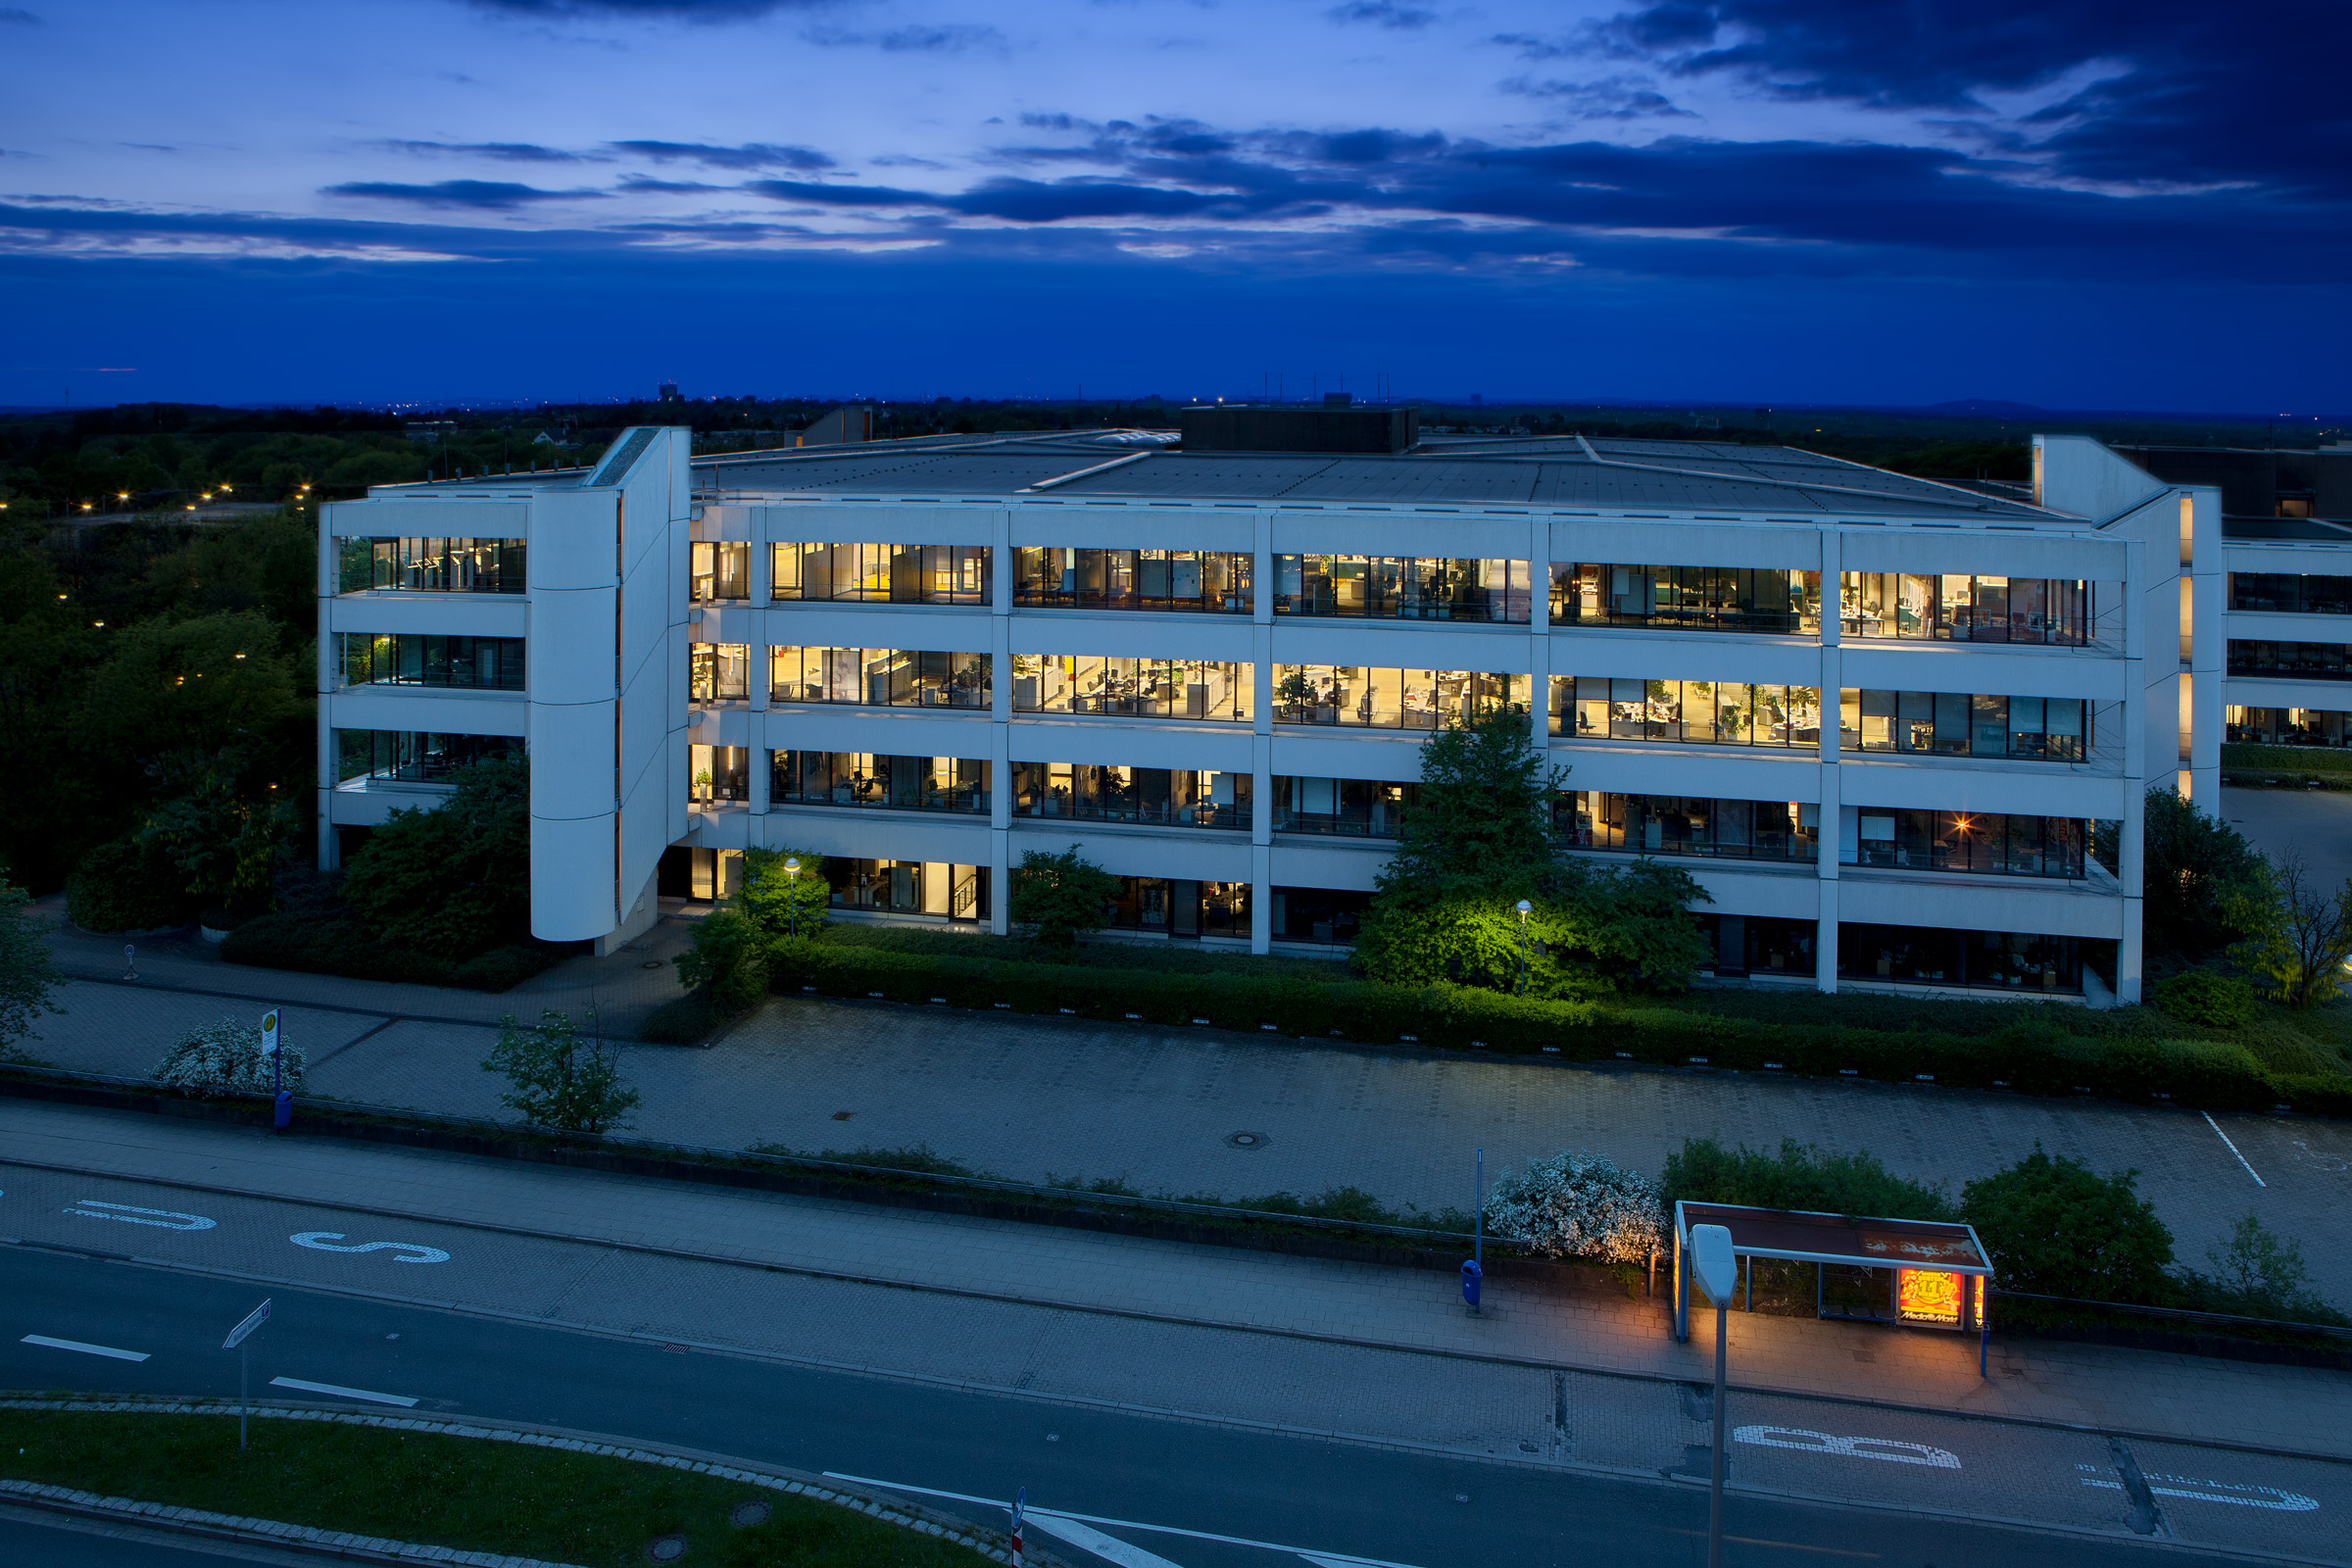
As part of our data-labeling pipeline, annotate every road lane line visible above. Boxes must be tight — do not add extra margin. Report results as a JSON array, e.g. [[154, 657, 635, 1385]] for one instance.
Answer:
[[65, 1200, 216, 1231], [2202, 1112, 2267, 1187], [824, 1474, 1425, 1568], [1028, 1513, 1189, 1568], [267, 1376, 417, 1407], [20, 1335, 149, 1362]]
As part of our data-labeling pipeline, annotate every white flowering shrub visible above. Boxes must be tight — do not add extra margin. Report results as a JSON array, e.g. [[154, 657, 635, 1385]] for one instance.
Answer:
[[1485, 1150, 1666, 1264], [151, 1018, 306, 1097]]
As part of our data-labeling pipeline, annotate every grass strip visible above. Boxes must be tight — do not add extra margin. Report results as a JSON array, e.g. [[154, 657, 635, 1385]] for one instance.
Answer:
[[0, 1405, 995, 1568]]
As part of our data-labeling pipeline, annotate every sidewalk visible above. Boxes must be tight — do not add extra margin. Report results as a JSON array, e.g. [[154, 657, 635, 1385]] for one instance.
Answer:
[[5, 1099, 2348, 1464]]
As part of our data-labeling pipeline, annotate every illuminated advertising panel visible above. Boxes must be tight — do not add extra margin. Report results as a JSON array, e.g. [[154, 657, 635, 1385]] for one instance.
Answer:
[[1896, 1268, 1962, 1327]]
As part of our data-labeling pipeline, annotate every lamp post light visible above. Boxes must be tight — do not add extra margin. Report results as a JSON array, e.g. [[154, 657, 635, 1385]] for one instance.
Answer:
[[1689, 1223, 1738, 1568], [1514, 899, 1532, 997], [783, 857, 802, 938]]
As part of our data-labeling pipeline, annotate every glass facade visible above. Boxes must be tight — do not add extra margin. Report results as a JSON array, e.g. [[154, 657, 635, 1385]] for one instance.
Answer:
[[690, 744, 750, 803], [1272, 556, 1530, 622], [1840, 924, 2082, 992], [1559, 793, 1819, 860], [825, 858, 989, 920], [336, 730, 520, 783], [1839, 573, 2091, 645], [1011, 761, 1250, 828], [771, 753, 990, 813], [1012, 656, 1248, 721], [1273, 666, 1525, 728], [2227, 706, 2352, 747], [1551, 564, 1821, 634], [2230, 640, 2352, 680], [692, 542, 750, 602], [769, 647, 989, 708], [339, 537, 524, 594], [1101, 877, 1251, 938], [1853, 809, 2087, 878], [1271, 887, 1371, 945], [338, 633, 523, 690], [1271, 776, 1417, 837], [690, 643, 750, 702], [2230, 573, 2352, 616], [772, 543, 990, 604], [1552, 677, 1821, 747], [1839, 691, 2088, 760], [1012, 548, 1250, 612]]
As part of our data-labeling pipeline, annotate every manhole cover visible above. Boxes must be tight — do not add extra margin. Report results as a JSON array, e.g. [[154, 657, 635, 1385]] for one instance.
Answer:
[[646, 1536, 689, 1563], [831, 1110, 855, 1121], [729, 1500, 771, 1528], [641, 959, 664, 969], [1225, 1131, 1270, 1150]]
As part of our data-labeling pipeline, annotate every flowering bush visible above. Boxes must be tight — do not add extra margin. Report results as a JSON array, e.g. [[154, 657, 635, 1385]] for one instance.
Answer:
[[151, 1017, 306, 1097], [1485, 1150, 1666, 1263]]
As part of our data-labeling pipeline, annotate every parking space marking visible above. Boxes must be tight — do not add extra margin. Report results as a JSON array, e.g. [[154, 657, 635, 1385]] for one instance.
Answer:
[[289, 1232, 450, 1264], [2202, 1112, 2267, 1187], [1027, 1513, 1189, 1568], [65, 1200, 216, 1231], [2079, 1470, 2319, 1512], [1734, 1426, 1961, 1469], [20, 1335, 149, 1362], [268, 1376, 418, 1407]]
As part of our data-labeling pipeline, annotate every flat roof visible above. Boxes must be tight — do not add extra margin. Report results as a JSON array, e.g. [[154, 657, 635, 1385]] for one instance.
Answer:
[[1676, 1200, 1990, 1273]]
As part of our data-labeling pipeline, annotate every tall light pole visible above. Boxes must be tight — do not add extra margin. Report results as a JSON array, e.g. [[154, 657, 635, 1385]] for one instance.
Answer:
[[1690, 1224, 1738, 1568], [783, 857, 802, 938], [1514, 900, 1532, 996]]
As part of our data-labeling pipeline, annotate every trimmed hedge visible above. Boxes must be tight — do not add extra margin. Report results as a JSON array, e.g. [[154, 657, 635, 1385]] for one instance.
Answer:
[[220, 911, 557, 992], [761, 939, 2338, 1113], [65, 838, 193, 934]]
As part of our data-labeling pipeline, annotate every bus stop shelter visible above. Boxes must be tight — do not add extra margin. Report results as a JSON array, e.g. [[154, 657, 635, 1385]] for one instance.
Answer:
[[1674, 1200, 1993, 1351]]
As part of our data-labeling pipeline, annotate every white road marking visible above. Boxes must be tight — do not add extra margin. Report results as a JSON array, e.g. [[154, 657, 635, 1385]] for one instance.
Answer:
[[2201, 1112, 2267, 1187], [289, 1232, 450, 1264], [20, 1335, 149, 1362], [1028, 1512, 1189, 1568], [268, 1376, 418, 1407], [2080, 1473, 2318, 1511], [66, 1200, 216, 1231], [1735, 1426, 1961, 1469], [824, 1474, 1425, 1568]]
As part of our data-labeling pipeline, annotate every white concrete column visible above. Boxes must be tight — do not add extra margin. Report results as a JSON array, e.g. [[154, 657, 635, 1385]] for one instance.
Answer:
[[1815, 527, 1842, 994], [315, 503, 340, 870], [2118, 535, 2148, 1004], [1528, 514, 1551, 753], [990, 508, 1013, 934], [1250, 509, 1275, 954], [2186, 487, 2226, 808]]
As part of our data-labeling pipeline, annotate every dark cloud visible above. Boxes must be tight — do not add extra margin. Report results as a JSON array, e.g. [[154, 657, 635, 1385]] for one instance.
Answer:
[[467, 0, 819, 17], [0, 8, 40, 22], [1496, 74, 1694, 120], [607, 140, 834, 171], [379, 140, 598, 163], [802, 24, 1008, 53], [321, 179, 605, 209], [1326, 1, 1435, 26]]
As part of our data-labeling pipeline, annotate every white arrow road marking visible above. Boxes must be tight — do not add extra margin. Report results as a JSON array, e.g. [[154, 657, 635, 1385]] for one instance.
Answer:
[[824, 1474, 1425, 1568], [289, 1233, 450, 1264], [1735, 1426, 1961, 1469], [1027, 1513, 1189, 1568], [269, 1377, 418, 1407], [67, 1200, 215, 1231], [21, 1335, 149, 1362], [2080, 1471, 2318, 1511]]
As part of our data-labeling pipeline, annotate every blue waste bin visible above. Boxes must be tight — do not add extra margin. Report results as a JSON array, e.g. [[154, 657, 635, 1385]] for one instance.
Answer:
[[1460, 1258, 1482, 1309], [273, 1090, 292, 1131]]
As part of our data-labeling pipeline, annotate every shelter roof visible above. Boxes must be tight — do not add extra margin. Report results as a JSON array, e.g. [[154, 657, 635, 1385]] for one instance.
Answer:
[[1676, 1200, 1990, 1274]]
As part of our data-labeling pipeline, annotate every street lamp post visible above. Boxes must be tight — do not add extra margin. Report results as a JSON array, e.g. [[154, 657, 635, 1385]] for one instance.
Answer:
[[1690, 1223, 1738, 1568], [783, 858, 802, 938], [1514, 899, 1532, 997]]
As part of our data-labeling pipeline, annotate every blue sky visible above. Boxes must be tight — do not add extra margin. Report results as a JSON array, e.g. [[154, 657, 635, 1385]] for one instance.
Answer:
[[1, 0, 2342, 411]]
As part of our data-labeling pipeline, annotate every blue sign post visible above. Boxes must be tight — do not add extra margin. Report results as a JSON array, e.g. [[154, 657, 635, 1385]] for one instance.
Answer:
[[1008, 1485, 1026, 1568], [264, 1009, 291, 1131], [223, 1298, 271, 1450], [1461, 1146, 1485, 1313]]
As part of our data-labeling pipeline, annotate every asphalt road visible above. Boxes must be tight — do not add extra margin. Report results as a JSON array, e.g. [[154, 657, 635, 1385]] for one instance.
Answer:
[[1, 1240, 2328, 1568]]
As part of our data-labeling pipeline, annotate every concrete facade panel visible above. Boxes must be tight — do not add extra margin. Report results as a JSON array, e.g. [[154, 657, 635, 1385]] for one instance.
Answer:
[[326, 595, 528, 637]]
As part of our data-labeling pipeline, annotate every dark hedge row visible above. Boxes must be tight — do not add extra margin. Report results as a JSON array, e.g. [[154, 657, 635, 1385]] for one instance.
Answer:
[[761, 940, 2352, 1116], [220, 911, 556, 992]]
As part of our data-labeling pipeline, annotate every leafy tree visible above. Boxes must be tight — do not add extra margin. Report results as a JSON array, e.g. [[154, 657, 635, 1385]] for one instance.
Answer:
[[1551, 857, 1712, 990], [1008, 846, 1119, 946], [737, 845, 830, 940], [2126, 787, 2269, 959], [342, 757, 530, 957], [482, 1007, 640, 1135], [1350, 895, 1585, 994], [1662, 1138, 1955, 1221], [674, 905, 770, 1011], [2180, 1214, 2342, 1323], [1959, 1148, 2175, 1303], [1373, 709, 1559, 908], [0, 867, 63, 1058], [77, 610, 299, 771], [135, 762, 297, 916], [2230, 849, 2352, 1009]]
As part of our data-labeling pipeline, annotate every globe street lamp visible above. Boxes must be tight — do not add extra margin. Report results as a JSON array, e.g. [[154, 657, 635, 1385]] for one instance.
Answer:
[[1514, 899, 1533, 996], [783, 857, 802, 938]]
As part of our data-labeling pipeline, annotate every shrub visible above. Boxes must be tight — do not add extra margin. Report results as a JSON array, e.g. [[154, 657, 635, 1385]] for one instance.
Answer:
[[342, 758, 530, 958], [2176, 1214, 2347, 1325], [1960, 1149, 2175, 1303], [219, 911, 555, 992], [1485, 1151, 1667, 1262], [673, 906, 768, 1010], [636, 991, 733, 1045], [151, 1017, 306, 1097], [1007, 847, 1120, 946], [737, 846, 829, 940], [481, 1008, 639, 1134], [2272, 1072, 2352, 1116], [65, 837, 192, 933], [1662, 1137, 1955, 1220], [2151, 969, 2259, 1028]]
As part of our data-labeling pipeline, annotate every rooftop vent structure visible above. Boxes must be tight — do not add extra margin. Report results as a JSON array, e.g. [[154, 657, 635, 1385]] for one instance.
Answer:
[[1179, 403, 1418, 455]]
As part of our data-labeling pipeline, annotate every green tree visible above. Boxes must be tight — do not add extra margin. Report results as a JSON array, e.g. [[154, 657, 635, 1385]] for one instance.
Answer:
[[2229, 849, 2352, 1009], [2181, 1214, 2341, 1322], [0, 867, 64, 1059], [673, 905, 770, 1011], [737, 845, 830, 940], [1662, 1138, 1955, 1220], [481, 1007, 640, 1134], [1373, 709, 1559, 908], [135, 763, 297, 916], [341, 757, 530, 957], [77, 610, 299, 769], [1008, 846, 1119, 946], [2126, 787, 2269, 959], [1551, 856, 1712, 990], [1960, 1149, 2175, 1303]]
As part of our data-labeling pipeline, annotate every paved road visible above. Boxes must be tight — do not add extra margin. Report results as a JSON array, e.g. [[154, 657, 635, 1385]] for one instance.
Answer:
[[1, 1135, 2344, 1566], [2221, 786, 2352, 892]]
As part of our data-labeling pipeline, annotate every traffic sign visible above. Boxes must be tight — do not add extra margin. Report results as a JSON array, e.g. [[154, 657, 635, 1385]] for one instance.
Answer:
[[223, 1298, 270, 1349]]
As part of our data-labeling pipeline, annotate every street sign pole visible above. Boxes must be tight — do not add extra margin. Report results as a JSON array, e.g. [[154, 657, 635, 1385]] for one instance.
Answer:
[[1008, 1486, 1025, 1568], [223, 1299, 271, 1451], [1689, 1226, 1737, 1568], [263, 1009, 290, 1131]]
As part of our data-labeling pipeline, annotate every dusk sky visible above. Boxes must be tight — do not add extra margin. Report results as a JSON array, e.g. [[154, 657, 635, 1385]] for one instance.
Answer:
[[2, 0, 2342, 412]]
